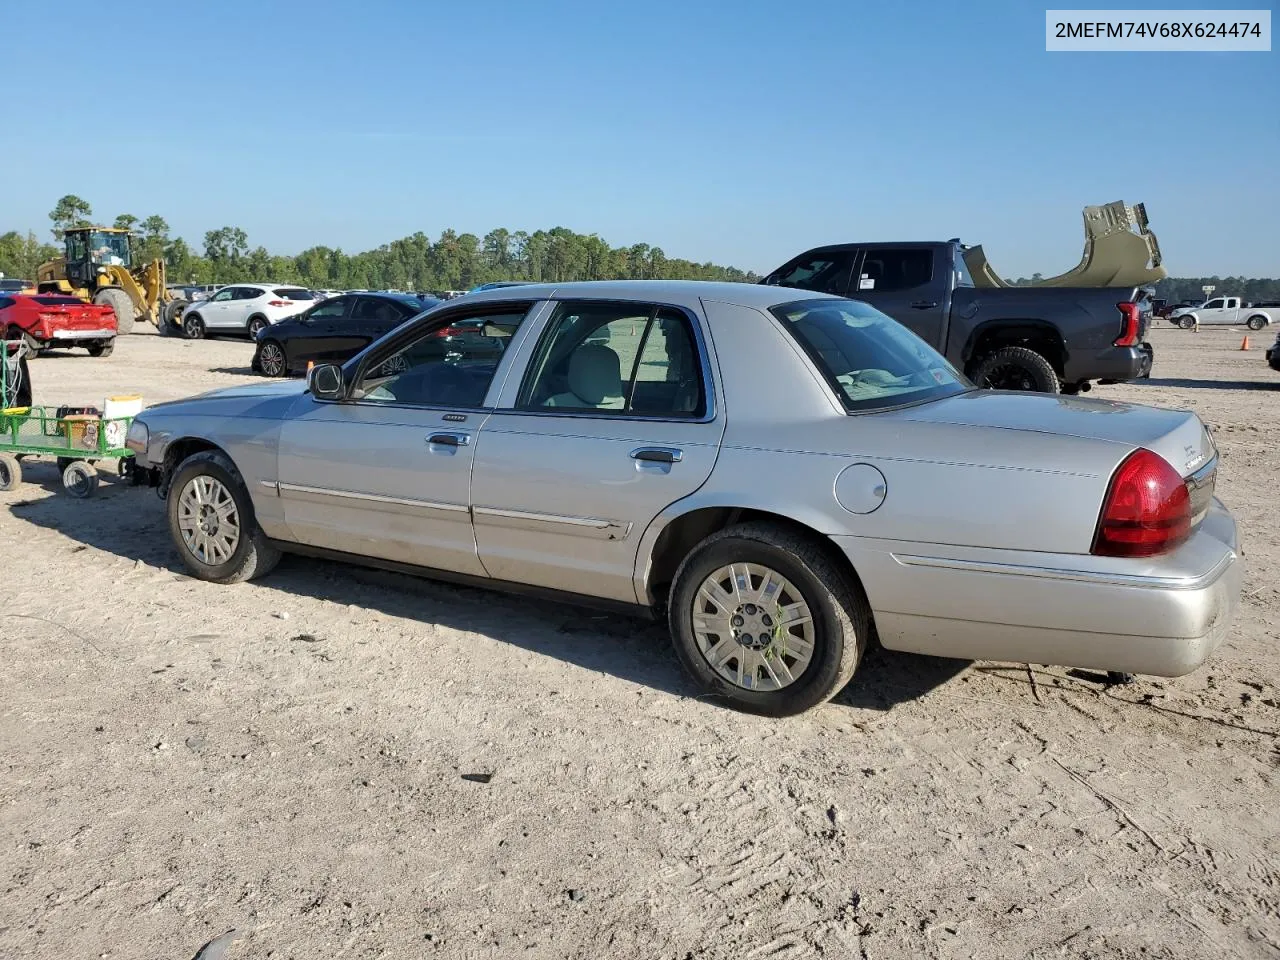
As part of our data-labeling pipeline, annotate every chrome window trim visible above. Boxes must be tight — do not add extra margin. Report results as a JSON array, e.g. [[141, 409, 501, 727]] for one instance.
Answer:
[[472, 505, 632, 540]]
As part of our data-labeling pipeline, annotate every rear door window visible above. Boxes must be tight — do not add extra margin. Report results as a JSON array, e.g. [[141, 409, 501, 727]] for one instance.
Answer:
[[855, 248, 934, 293], [517, 302, 705, 418]]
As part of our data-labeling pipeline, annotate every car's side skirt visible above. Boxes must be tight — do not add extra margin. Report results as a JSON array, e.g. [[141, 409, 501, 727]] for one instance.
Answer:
[[265, 539, 657, 620]]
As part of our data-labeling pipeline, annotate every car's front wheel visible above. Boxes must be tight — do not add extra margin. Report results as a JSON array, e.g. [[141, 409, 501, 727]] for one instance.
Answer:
[[668, 522, 868, 716], [167, 450, 281, 584], [257, 339, 288, 377], [1179, 316, 1196, 329], [182, 312, 205, 339]]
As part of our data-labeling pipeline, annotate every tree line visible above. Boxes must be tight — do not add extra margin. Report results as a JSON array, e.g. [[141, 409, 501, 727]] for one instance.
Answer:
[[4, 195, 1276, 302], [0, 195, 758, 293]]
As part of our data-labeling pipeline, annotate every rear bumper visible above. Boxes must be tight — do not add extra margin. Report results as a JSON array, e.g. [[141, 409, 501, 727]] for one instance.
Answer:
[[45, 328, 115, 341], [1067, 343, 1153, 384], [834, 498, 1241, 677]]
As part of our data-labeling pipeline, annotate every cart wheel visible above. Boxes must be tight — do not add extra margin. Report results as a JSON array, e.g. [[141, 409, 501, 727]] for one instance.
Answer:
[[117, 456, 134, 480], [63, 460, 99, 498], [0, 453, 21, 491]]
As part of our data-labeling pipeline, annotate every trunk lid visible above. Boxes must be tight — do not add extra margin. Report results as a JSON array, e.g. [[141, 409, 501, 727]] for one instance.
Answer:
[[897, 390, 1215, 479]]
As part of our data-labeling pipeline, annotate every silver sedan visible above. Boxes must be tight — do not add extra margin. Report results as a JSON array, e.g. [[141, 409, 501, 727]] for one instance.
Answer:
[[127, 281, 1241, 715]]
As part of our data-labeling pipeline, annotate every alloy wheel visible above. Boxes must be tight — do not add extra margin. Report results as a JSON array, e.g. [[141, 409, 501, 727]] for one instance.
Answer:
[[259, 341, 287, 377]]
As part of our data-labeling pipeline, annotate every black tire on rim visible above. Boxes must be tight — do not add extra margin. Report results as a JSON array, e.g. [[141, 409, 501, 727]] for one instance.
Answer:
[[971, 346, 1060, 393], [167, 450, 282, 584], [1180, 316, 1196, 329], [0, 453, 21, 491], [93, 287, 136, 336], [1247, 315, 1267, 331], [258, 339, 287, 377], [183, 313, 205, 339], [161, 298, 188, 336], [247, 316, 269, 339], [62, 460, 99, 498], [87, 339, 114, 358], [668, 521, 869, 716]]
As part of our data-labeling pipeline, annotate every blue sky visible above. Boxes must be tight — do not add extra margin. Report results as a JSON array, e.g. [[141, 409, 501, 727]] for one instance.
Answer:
[[2, 0, 1276, 276]]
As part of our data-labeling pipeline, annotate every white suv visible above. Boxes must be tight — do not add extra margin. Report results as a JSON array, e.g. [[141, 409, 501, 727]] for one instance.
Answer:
[[179, 284, 314, 339]]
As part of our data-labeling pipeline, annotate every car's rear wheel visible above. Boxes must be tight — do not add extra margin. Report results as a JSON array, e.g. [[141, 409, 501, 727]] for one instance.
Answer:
[[258, 339, 287, 377], [668, 522, 868, 716], [87, 339, 114, 358], [1246, 315, 1267, 331], [247, 316, 269, 339], [167, 450, 281, 584], [971, 346, 1060, 393], [182, 312, 205, 339]]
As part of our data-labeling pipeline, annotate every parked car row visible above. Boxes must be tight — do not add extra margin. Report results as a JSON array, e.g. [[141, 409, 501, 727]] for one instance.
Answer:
[[125, 279, 1242, 716]]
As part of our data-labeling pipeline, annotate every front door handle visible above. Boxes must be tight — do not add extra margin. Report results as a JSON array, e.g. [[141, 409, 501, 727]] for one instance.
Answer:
[[427, 432, 470, 447], [911, 300, 939, 309], [631, 447, 682, 464]]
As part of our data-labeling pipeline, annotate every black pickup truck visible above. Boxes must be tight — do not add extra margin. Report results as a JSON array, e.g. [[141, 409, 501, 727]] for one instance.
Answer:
[[762, 241, 1153, 394]]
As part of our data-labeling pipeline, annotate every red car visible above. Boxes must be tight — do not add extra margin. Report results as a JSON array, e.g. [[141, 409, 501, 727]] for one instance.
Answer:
[[0, 294, 117, 357]]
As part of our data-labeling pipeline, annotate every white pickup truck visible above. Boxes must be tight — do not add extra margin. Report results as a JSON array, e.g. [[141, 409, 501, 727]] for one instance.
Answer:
[[1169, 297, 1279, 330]]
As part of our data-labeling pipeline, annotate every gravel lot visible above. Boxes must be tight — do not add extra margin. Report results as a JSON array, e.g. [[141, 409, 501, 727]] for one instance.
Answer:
[[2, 323, 1277, 959]]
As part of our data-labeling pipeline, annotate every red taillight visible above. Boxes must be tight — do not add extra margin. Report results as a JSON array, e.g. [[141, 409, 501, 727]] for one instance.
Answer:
[[439, 325, 466, 337], [1092, 449, 1191, 557], [268, 300, 290, 307], [1114, 301, 1141, 347]]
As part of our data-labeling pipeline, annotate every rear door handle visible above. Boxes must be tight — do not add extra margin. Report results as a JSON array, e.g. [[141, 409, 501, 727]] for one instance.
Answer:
[[631, 447, 682, 464], [911, 300, 939, 309], [427, 432, 470, 447]]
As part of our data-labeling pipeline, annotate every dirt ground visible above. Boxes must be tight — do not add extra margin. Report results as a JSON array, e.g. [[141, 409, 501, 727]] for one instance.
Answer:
[[2, 323, 1278, 960]]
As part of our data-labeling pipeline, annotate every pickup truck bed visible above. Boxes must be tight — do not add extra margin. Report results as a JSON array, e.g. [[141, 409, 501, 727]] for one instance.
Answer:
[[764, 241, 1153, 393]]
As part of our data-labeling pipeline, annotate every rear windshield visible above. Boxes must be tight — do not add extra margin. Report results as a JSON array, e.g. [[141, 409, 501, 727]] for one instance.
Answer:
[[274, 288, 313, 300], [32, 296, 85, 306], [771, 298, 970, 412]]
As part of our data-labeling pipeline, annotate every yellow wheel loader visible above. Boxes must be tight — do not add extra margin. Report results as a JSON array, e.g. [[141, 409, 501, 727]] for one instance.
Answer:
[[35, 227, 187, 335]]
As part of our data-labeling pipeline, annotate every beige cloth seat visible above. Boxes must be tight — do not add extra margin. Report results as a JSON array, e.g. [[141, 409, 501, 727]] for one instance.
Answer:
[[544, 343, 625, 410]]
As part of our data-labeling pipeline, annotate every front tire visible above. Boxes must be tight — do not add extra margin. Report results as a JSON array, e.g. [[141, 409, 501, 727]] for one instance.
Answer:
[[667, 522, 868, 716], [167, 450, 281, 584], [257, 339, 288, 377], [182, 312, 206, 339], [1180, 316, 1196, 329], [1247, 315, 1268, 331], [971, 345, 1060, 393], [93, 287, 135, 336]]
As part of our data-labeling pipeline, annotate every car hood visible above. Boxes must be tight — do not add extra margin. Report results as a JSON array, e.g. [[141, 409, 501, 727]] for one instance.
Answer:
[[146, 379, 307, 411], [895, 390, 1214, 477]]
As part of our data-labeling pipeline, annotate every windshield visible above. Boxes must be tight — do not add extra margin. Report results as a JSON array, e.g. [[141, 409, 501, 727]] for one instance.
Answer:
[[771, 298, 970, 412], [88, 231, 131, 267]]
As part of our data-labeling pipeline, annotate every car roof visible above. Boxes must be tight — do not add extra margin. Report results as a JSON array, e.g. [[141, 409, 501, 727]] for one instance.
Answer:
[[456, 279, 837, 310]]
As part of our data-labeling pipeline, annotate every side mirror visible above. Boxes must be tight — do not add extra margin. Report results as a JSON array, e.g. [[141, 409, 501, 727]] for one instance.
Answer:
[[308, 363, 345, 400]]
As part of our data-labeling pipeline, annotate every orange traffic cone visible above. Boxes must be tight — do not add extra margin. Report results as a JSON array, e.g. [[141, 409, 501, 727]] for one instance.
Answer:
[[1240, 336, 1251, 350]]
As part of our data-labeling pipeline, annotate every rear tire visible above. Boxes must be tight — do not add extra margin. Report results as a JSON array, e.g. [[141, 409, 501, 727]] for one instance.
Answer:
[[1247, 315, 1267, 331], [87, 339, 114, 358], [257, 339, 288, 377], [182, 312, 206, 339], [93, 287, 135, 336], [167, 450, 282, 584], [161, 298, 188, 336], [247, 315, 269, 339], [667, 521, 868, 716], [0, 453, 21, 491], [971, 345, 1060, 393]]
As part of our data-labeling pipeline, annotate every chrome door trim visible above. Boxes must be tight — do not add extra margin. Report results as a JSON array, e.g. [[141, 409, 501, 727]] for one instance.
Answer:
[[892, 551, 1233, 591], [278, 482, 469, 515], [472, 505, 632, 541]]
